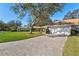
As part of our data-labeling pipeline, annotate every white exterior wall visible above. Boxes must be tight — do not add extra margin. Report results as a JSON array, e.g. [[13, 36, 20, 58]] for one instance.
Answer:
[[49, 25, 71, 36]]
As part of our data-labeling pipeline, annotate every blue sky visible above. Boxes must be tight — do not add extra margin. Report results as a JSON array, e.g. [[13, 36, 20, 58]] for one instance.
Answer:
[[0, 3, 79, 26], [52, 3, 79, 21], [0, 3, 29, 26]]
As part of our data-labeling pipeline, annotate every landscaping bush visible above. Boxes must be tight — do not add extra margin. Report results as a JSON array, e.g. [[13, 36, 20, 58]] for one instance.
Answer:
[[11, 29, 17, 32], [77, 30, 79, 34], [71, 29, 78, 35], [32, 28, 40, 32], [46, 28, 50, 34]]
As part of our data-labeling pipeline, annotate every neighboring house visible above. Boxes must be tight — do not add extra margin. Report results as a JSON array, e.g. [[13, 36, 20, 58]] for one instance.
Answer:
[[63, 19, 79, 25]]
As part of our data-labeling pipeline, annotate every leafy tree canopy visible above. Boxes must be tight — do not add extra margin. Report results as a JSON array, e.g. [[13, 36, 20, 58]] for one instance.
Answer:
[[63, 9, 79, 20]]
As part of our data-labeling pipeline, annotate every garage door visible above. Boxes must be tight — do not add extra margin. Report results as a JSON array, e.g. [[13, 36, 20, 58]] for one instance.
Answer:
[[49, 25, 71, 36]]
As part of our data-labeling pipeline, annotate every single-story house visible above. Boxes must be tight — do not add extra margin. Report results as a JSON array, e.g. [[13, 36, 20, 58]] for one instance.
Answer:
[[48, 25, 71, 36], [48, 19, 79, 36], [33, 19, 79, 36]]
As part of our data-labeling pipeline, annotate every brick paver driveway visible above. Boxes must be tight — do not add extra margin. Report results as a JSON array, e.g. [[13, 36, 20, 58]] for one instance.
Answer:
[[0, 35, 67, 56]]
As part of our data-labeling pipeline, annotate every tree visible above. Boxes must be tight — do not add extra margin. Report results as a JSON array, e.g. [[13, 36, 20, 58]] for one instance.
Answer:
[[63, 11, 72, 20], [63, 9, 79, 20], [12, 3, 65, 34], [7, 20, 22, 31], [15, 20, 22, 31], [4, 23, 9, 31], [0, 20, 5, 31], [7, 20, 17, 31]]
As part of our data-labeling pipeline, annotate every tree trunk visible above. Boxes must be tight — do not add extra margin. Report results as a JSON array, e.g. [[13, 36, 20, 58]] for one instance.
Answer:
[[29, 24, 33, 34], [30, 27, 32, 34], [29, 23, 33, 34], [39, 26, 42, 33]]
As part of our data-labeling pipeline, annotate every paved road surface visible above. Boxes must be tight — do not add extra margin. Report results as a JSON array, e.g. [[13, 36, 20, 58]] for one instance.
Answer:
[[0, 35, 67, 56]]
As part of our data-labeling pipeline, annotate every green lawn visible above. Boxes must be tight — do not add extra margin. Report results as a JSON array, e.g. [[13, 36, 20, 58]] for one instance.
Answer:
[[64, 36, 79, 56], [0, 32, 43, 43]]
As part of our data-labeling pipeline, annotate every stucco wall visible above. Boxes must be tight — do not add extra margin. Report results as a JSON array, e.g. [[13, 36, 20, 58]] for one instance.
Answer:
[[49, 25, 71, 36]]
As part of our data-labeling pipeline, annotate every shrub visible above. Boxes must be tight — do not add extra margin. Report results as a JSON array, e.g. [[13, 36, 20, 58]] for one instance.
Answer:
[[11, 29, 17, 32], [71, 29, 78, 35], [46, 28, 50, 34], [32, 28, 40, 32]]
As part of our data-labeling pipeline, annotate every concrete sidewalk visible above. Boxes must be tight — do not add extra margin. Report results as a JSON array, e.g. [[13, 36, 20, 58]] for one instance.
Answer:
[[0, 35, 67, 56]]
